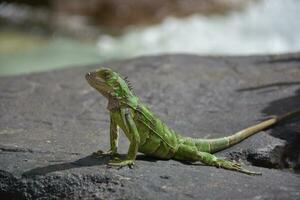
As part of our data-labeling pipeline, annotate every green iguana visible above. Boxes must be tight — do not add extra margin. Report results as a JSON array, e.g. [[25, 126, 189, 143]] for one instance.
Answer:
[[85, 68, 300, 175]]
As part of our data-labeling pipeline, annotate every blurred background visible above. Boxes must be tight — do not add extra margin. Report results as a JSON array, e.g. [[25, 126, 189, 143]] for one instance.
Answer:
[[0, 0, 299, 76]]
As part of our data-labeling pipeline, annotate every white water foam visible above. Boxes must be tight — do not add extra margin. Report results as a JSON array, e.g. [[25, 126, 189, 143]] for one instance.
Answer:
[[97, 0, 300, 57]]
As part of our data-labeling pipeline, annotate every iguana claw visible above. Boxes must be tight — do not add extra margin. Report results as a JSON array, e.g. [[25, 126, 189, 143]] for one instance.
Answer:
[[93, 149, 119, 157], [216, 159, 261, 175], [108, 159, 135, 168]]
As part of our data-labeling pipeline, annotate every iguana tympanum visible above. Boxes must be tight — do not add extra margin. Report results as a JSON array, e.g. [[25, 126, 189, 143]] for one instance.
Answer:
[[86, 68, 299, 175]]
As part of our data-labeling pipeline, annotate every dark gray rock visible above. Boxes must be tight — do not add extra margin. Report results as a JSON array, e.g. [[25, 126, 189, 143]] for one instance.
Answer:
[[0, 54, 300, 199]]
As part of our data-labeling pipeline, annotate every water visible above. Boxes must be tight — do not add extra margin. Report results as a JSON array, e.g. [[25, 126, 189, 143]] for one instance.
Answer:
[[98, 0, 300, 57], [1, 0, 299, 76], [0, 32, 103, 76]]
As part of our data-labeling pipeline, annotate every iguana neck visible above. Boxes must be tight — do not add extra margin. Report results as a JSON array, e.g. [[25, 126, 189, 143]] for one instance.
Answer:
[[107, 97, 120, 111], [107, 95, 139, 111]]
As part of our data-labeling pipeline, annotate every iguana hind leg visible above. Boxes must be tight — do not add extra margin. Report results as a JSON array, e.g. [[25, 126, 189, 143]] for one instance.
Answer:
[[174, 144, 261, 175]]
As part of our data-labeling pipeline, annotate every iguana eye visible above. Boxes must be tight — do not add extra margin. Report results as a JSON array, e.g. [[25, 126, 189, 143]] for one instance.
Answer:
[[103, 71, 111, 79], [97, 70, 110, 79]]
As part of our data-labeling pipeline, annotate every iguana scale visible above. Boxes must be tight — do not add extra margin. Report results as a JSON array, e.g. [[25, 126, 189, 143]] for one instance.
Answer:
[[85, 68, 300, 175]]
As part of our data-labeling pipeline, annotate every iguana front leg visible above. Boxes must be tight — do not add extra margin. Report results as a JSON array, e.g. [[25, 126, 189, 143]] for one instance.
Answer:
[[94, 114, 119, 156], [109, 110, 140, 167]]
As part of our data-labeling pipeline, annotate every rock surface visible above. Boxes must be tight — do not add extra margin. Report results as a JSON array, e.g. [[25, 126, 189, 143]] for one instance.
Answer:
[[0, 54, 300, 199]]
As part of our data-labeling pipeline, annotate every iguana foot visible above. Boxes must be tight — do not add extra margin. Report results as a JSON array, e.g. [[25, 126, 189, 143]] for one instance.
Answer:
[[108, 159, 134, 168], [215, 159, 261, 175], [93, 149, 119, 157]]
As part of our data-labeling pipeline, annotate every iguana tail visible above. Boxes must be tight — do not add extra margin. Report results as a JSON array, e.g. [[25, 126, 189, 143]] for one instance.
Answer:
[[195, 109, 300, 153]]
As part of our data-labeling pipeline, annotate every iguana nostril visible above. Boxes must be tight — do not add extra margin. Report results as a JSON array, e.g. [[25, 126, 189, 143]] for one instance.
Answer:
[[85, 72, 91, 80]]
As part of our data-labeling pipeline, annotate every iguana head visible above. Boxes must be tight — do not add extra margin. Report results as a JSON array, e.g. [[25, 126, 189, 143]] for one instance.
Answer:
[[86, 68, 135, 102]]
